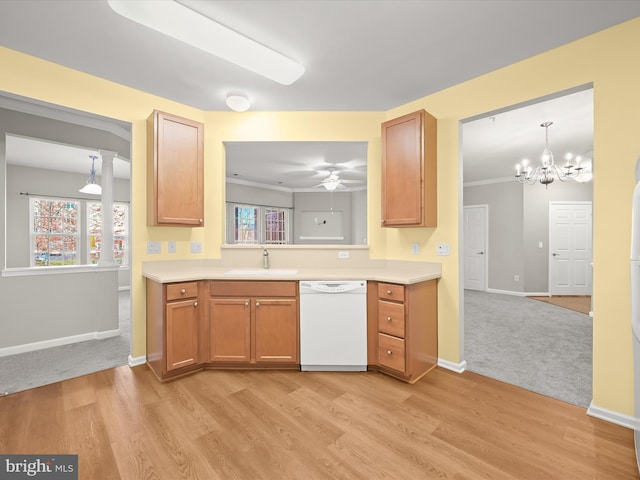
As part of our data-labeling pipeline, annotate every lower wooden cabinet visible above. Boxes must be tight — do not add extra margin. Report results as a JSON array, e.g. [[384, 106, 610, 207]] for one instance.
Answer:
[[146, 279, 203, 380], [209, 298, 251, 362], [146, 277, 436, 384], [367, 279, 438, 383], [209, 281, 299, 366]]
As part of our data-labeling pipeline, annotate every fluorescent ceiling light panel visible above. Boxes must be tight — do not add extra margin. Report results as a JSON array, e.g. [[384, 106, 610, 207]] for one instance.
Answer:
[[107, 0, 304, 85]]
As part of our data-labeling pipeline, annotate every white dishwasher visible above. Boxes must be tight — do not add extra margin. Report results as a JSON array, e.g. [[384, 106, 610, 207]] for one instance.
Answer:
[[299, 280, 367, 371]]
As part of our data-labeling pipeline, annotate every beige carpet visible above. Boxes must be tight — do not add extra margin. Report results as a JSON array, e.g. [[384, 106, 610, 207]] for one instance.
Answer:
[[528, 295, 591, 315]]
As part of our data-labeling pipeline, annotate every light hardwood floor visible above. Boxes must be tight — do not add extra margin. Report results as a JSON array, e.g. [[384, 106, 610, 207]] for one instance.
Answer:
[[529, 295, 592, 315], [0, 366, 637, 479]]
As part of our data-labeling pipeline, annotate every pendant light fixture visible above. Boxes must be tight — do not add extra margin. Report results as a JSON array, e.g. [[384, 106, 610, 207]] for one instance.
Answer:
[[79, 155, 102, 195]]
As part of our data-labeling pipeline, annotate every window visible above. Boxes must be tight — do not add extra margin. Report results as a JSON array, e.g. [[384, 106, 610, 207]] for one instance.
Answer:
[[264, 207, 288, 244], [228, 204, 290, 244], [87, 202, 129, 265], [31, 198, 80, 266]]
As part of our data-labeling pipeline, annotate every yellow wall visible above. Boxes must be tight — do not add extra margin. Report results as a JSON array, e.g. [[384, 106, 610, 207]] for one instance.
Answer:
[[383, 17, 640, 415], [1, 15, 639, 415]]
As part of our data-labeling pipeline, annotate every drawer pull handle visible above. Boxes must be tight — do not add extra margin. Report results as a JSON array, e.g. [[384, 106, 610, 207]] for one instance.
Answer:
[[386, 316, 392, 322], [245, 301, 249, 306], [386, 290, 392, 295], [193, 301, 198, 307], [256, 302, 260, 307], [180, 288, 187, 294], [387, 350, 392, 355]]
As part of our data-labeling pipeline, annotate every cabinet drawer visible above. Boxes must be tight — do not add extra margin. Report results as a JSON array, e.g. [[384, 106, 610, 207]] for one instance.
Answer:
[[378, 333, 405, 372], [167, 282, 198, 301], [378, 283, 405, 302], [378, 300, 405, 337], [210, 281, 297, 298]]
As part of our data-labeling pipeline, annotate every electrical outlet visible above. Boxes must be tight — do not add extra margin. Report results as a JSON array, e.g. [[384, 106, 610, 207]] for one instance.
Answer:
[[436, 242, 450, 256], [147, 241, 161, 254], [514, 274, 520, 282], [190, 241, 202, 254], [168, 241, 176, 254], [411, 243, 419, 255], [338, 251, 350, 259], [538, 242, 543, 249]]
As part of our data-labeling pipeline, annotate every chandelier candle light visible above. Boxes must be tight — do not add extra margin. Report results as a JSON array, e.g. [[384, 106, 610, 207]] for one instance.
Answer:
[[514, 121, 584, 188]]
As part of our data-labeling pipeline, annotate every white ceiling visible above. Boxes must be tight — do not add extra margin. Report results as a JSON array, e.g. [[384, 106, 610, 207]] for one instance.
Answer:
[[5, 135, 131, 179], [0, 1, 632, 185], [463, 88, 594, 183]]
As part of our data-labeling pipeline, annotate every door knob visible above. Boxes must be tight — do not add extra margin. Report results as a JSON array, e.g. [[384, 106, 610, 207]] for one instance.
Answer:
[[478, 251, 484, 255], [552, 253, 559, 257]]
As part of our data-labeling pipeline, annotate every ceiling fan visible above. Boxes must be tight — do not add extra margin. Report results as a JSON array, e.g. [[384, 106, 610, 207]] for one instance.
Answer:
[[315, 167, 363, 191]]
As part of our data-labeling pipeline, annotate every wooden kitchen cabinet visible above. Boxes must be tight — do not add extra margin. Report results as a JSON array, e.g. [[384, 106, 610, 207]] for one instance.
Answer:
[[146, 279, 203, 380], [209, 281, 299, 366], [381, 109, 437, 227], [209, 298, 251, 362], [147, 110, 204, 227], [367, 280, 438, 383]]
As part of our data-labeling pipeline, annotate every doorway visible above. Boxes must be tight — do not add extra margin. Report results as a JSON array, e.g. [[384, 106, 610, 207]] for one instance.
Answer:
[[461, 86, 594, 406]]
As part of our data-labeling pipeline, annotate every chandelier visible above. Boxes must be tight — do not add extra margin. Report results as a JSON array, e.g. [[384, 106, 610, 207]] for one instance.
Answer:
[[514, 121, 584, 187]]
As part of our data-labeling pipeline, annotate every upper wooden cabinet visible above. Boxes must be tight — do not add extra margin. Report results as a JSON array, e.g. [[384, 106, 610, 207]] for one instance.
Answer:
[[147, 110, 204, 227], [381, 109, 437, 227]]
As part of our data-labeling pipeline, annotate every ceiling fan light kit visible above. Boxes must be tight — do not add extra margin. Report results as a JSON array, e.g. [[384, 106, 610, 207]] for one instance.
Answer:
[[107, 0, 305, 87], [514, 121, 586, 188]]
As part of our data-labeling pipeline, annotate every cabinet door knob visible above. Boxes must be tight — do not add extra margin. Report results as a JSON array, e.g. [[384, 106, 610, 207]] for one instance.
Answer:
[[386, 350, 392, 355], [199, 219, 203, 224], [180, 288, 186, 294], [386, 316, 392, 322], [386, 290, 392, 295], [255, 302, 260, 307], [193, 301, 198, 307], [244, 301, 249, 306]]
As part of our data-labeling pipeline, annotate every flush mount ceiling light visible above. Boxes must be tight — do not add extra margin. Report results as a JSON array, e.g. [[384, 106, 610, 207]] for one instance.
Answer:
[[514, 121, 585, 188], [107, 0, 305, 85], [79, 154, 102, 195], [226, 94, 250, 112]]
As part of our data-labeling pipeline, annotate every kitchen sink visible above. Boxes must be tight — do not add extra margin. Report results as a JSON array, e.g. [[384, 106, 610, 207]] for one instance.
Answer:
[[224, 269, 298, 275]]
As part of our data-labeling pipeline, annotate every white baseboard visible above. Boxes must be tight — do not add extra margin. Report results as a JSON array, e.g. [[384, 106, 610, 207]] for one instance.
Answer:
[[438, 358, 467, 373], [587, 401, 640, 430], [486, 288, 549, 297], [128, 354, 146, 367], [96, 328, 120, 340], [0, 329, 121, 357]]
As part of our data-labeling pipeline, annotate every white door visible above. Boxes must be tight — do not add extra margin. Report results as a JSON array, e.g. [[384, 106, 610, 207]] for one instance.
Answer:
[[464, 205, 487, 291], [549, 202, 592, 296]]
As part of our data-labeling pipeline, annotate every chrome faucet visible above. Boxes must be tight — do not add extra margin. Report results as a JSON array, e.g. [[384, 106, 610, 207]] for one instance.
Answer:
[[262, 247, 270, 269]]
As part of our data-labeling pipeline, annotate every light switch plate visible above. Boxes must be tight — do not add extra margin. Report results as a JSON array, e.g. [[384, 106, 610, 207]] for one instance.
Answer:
[[190, 241, 202, 254], [168, 241, 176, 254], [147, 241, 161, 254], [436, 242, 450, 256], [338, 251, 350, 259], [411, 243, 419, 255]]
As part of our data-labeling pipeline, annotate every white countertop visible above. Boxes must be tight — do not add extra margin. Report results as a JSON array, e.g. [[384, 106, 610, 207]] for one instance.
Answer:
[[142, 259, 441, 285]]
